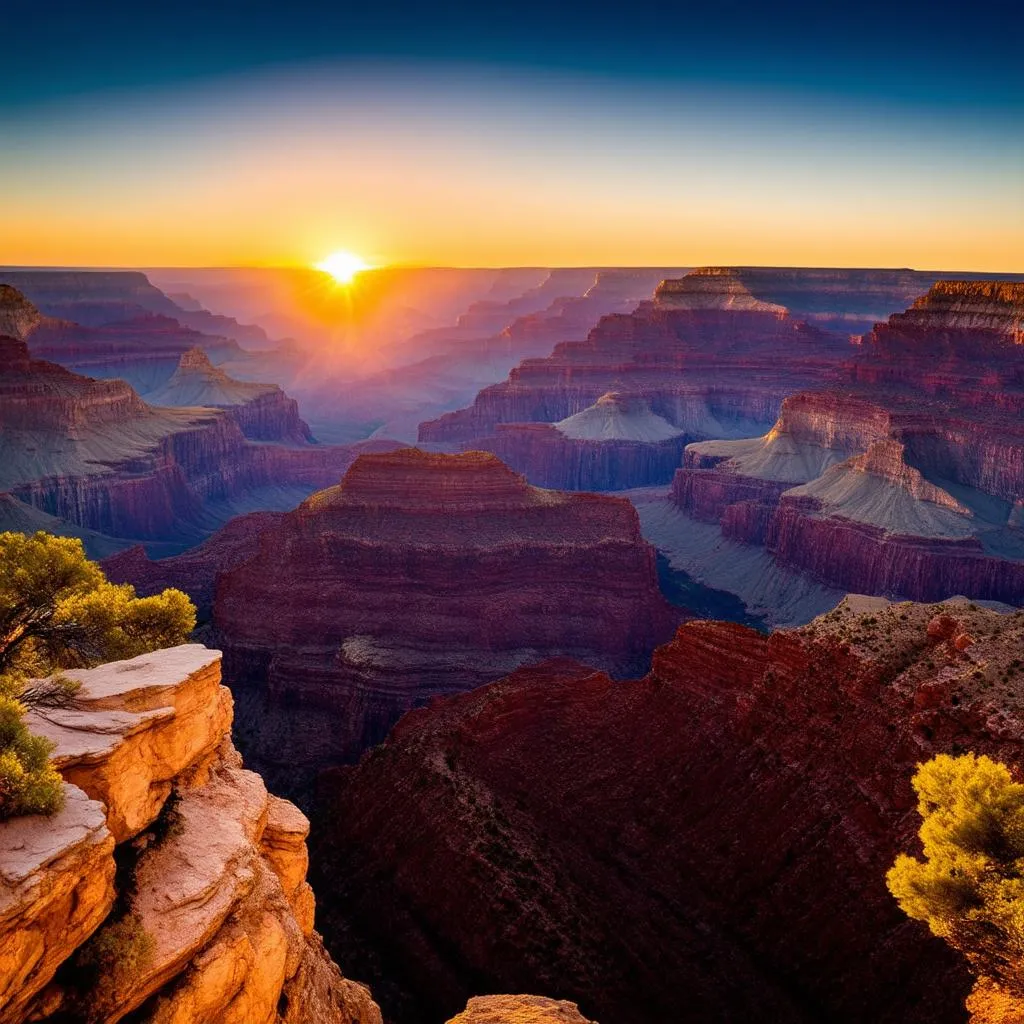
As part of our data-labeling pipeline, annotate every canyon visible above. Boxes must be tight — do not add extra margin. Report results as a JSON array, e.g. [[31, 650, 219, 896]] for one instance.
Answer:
[[207, 448, 679, 794], [1, 644, 566, 1024], [312, 596, 1024, 1024], [0, 285, 398, 555], [672, 281, 1024, 606]]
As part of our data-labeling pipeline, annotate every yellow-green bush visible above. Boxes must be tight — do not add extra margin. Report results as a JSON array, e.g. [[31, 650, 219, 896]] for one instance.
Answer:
[[888, 752, 1024, 995], [0, 693, 64, 820], [71, 912, 155, 1020], [0, 531, 196, 821]]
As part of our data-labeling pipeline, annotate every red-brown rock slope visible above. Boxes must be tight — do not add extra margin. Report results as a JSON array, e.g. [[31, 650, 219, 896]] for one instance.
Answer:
[[312, 597, 1024, 1024], [212, 448, 680, 793]]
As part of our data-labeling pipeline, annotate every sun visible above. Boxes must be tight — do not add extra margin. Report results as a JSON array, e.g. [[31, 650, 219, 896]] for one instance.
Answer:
[[315, 250, 371, 284]]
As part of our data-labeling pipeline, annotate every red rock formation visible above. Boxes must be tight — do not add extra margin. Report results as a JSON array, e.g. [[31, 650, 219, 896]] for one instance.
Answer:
[[669, 282, 1024, 605], [312, 598, 1024, 1024], [211, 449, 681, 792], [102, 510, 284, 616], [470, 393, 690, 490], [418, 267, 853, 446], [145, 347, 312, 442]]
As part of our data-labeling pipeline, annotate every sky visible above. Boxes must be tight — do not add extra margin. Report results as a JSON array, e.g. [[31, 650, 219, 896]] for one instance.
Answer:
[[2, 0, 1022, 270]]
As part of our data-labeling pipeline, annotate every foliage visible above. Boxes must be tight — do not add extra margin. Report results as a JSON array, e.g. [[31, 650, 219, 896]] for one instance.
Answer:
[[0, 531, 195, 680], [0, 531, 196, 821], [71, 912, 155, 1020], [887, 753, 1024, 995], [0, 693, 64, 820]]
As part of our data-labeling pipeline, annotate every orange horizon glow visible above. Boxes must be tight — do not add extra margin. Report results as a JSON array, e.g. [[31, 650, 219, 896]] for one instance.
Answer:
[[2, 69, 1022, 275]]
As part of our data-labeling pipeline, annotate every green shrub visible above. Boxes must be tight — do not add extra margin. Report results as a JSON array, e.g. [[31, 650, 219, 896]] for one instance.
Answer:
[[72, 913, 155, 1019], [0, 694, 64, 820], [887, 753, 1024, 996], [0, 531, 197, 822]]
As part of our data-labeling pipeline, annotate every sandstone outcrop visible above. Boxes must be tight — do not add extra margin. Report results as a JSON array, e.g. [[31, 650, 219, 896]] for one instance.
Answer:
[[0, 786, 116, 1023], [313, 598, 1024, 1024], [210, 448, 680, 793], [0, 645, 380, 1024], [446, 995, 598, 1024]]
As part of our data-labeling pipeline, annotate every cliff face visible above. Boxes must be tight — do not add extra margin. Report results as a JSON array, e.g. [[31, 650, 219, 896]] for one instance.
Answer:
[[669, 281, 1024, 607], [27, 315, 244, 396], [472, 394, 690, 490], [312, 598, 1024, 1024], [210, 449, 680, 793], [0, 645, 381, 1024], [144, 348, 312, 443], [0, 300, 396, 552], [418, 266, 852, 446]]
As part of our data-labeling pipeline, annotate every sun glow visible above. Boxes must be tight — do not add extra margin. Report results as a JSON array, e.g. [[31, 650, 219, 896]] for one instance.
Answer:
[[316, 250, 372, 284]]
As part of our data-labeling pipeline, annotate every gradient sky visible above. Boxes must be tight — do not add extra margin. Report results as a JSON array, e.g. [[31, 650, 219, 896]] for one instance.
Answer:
[[2, 0, 1022, 270]]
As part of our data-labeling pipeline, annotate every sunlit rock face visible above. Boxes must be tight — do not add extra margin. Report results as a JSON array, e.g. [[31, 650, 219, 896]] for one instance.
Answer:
[[670, 281, 1024, 605], [313, 598, 1024, 1024], [418, 266, 854, 449], [210, 448, 680, 795], [0, 645, 381, 1024]]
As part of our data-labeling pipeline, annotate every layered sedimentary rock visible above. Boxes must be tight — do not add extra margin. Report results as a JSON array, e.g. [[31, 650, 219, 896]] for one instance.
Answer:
[[313, 597, 1024, 1024], [102, 511, 283, 617], [474, 393, 689, 490], [145, 348, 312, 442], [0, 289, 396, 552], [211, 449, 680, 792], [0, 645, 380, 1024], [446, 995, 598, 1024], [2, 268, 271, 350], [671, 281, 1024, 605], [27, 314, 245, 395], [669, 267, 1024, 335], [419, 267, 853, 447]]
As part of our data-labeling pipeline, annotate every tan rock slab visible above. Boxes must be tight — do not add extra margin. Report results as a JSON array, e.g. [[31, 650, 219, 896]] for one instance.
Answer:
[[0, 784, 115, 1024], [446, 995, 599, 1024], [26, 645, 231, 842]]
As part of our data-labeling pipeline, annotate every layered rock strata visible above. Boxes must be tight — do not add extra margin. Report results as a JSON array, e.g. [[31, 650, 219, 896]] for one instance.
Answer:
[[210, 449, 680, 792], [671, 282, 1024, 604], [0, 291, 396, 551], [313, 598, 1024, 1024], [473, 393, 689, 490], [0, 645, 380, 1024], [144, 348, 312, 442], [419, 267, 853, 447]]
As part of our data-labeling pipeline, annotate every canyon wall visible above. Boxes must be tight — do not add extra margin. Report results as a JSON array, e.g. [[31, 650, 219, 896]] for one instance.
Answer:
[[0, 645, 381, 1024], [210, 448, 680, 794], [1, 288, 397, 552], [419, 267, 853, 448], [669, 281, 1024, 606], [312, 597, 1024, 1024]]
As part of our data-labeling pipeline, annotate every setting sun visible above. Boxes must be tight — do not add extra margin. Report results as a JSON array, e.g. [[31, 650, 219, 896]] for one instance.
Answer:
[[316, 250, 372, 284]]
